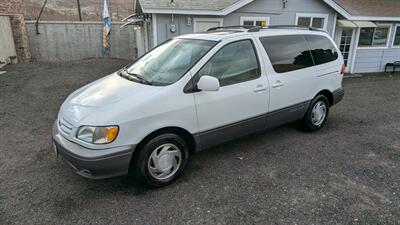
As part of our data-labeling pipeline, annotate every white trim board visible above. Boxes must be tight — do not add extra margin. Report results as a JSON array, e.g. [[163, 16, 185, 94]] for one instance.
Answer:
[[392, 24, 400, 48], [193, 18, 223, 33], [331, 13, 337, 37], [142, 0, 254, 16], [349, 27, 360, 73], [152, 14, 158, 48]]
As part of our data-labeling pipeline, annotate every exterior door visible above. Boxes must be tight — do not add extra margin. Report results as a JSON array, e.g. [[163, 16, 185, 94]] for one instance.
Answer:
[[192, 37, 269, 148], [339, 28, 355, 72], [193, 18, 223, 32]]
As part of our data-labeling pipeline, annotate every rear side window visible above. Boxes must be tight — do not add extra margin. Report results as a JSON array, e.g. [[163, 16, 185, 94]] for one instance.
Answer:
[[260, 35, 314, 73], [304, 35, 338, 65], [197, 39, 260, 86]]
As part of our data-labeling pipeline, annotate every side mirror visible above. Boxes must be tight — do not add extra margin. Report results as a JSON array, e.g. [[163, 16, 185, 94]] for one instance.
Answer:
[[197, 75, 220, 92]]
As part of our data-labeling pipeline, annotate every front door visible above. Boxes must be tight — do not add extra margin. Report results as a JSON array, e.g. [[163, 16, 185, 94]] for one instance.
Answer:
[[192, 37, 269, 149], [339, 28, 355, 72]]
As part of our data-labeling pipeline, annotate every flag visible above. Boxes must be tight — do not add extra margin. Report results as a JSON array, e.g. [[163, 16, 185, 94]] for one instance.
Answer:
[[102, 0, 111, 55]]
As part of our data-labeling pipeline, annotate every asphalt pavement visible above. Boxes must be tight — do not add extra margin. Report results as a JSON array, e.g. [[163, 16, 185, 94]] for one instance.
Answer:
[[0, 58, 399, 225]]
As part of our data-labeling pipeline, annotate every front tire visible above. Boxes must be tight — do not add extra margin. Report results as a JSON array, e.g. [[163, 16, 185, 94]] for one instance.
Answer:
[[130, 133, 189, 188], [301, 95, 329, 131]]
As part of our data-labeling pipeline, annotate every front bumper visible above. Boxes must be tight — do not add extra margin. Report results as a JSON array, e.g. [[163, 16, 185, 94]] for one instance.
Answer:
[[52, 122, 136, 179]]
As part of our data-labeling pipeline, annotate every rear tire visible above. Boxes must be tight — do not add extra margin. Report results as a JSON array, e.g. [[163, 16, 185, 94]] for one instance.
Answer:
[[301, 95, 329, 131], [130, 133, 190, 188]]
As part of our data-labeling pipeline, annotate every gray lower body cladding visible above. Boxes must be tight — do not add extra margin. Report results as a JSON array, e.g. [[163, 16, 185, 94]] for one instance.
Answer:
[[195, 88, 344, 151], [52, 123, 136, 179], [332, 88, 344, 106], [194, 101, 310, 151]]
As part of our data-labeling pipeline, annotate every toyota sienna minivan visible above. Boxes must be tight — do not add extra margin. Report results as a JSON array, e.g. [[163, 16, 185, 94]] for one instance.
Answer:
[[53, 26, 345, 187]]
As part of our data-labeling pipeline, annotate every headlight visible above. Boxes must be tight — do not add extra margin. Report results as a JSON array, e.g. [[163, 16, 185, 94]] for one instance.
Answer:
[[76, 126, 119, 144]]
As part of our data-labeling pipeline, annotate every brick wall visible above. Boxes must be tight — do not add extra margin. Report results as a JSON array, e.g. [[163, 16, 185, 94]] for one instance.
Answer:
[[9, 15, 31, 62], [0, 0, 23, 15], [0, 1, 31, 63]]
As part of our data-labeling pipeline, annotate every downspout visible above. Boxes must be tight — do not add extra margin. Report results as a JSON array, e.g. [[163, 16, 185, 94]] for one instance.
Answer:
[[35, 0, 48, 34]]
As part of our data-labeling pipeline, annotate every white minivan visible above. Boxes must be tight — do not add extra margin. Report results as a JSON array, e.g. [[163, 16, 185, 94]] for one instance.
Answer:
[[53, 26, 344, 187]]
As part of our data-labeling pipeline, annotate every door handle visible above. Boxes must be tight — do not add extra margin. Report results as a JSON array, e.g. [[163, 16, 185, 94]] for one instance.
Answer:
[[272, 81, 284, 88], [253, 84, 267, 93]]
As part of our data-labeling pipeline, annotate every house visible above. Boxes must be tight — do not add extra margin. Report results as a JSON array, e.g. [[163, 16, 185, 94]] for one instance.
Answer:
[[132, 0, 400, 74], [326, 0, 400, 73]]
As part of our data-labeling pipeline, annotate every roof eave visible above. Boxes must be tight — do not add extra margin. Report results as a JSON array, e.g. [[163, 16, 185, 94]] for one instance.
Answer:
[[348, 16, 400, 22], [322, 0, 400, 21], [141, 0, 254, 16]]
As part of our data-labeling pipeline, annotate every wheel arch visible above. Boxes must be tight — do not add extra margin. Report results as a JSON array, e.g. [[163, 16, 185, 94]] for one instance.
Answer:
[[131, 126, 197, 163], [316, 89, 334, 106]]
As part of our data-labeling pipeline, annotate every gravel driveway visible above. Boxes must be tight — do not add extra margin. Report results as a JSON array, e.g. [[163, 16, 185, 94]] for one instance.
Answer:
[[0, 58, 399, 225]]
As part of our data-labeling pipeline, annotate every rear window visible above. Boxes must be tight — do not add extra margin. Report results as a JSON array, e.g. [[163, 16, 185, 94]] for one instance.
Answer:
[[260, 35, 314, 73], [304, 35, 338, 65]]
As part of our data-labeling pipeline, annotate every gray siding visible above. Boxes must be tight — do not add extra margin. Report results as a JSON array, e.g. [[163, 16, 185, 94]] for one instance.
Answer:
[[353, 24, 400, 73], [155, 14, 198, 46], [153, 0, 337, 44], [225, 0, 336, 36]]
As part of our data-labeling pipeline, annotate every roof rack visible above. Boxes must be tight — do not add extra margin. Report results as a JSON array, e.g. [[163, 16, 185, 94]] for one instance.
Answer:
[[206, 25, 326, 33], [207, 25, 255, 32], [248, 25, 325, 32]]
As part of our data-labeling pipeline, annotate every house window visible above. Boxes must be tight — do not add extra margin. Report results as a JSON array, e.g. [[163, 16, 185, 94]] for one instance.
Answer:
[[296, 13, 328, 30], [393, 25, 400, 47], [193, 18, 223, 33], [240, 17, 270, 27], [358, 25, 390, 47]]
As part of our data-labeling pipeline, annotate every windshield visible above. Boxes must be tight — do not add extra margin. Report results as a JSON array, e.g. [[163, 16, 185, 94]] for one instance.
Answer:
[[124, 38, 217, 86]]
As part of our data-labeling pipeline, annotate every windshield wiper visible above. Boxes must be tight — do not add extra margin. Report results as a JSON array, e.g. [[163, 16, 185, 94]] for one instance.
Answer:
[[130, 73, 152, 85], [120, 68, 152, 85]]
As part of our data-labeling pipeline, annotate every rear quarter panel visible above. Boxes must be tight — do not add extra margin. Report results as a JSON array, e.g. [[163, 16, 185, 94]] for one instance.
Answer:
[[312, 34, 344, 94]]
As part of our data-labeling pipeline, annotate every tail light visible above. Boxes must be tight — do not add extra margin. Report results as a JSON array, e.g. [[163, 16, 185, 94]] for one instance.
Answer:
[[341, 64, 346, 75]]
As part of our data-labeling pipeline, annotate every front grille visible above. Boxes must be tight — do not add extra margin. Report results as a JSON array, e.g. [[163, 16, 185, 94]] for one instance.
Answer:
[[59, 117, 73, 136]]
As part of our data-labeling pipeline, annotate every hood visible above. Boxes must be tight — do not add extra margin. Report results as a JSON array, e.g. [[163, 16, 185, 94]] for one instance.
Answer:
[[61, 73, 163, 124]]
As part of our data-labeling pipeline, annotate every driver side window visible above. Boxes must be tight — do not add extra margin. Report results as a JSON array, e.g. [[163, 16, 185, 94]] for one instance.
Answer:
[[197, 39, 260, 87]]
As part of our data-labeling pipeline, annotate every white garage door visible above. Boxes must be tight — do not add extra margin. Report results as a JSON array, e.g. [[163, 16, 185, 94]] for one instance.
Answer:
[[0, 16, 17, 63], [194, 18, 223, 33]]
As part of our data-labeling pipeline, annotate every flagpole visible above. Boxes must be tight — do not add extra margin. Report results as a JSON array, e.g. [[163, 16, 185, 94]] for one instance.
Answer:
[[102, 0, 111, 55], [77, 0, 82, 21]]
